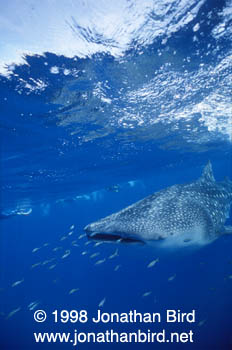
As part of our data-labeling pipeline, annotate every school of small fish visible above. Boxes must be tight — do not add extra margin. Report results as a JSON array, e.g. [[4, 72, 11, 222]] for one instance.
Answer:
[[4, 220, 227, 326]]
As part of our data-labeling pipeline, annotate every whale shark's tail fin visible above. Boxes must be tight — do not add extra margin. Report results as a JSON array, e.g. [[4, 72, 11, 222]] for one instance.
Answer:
[[200, 161, 215, 183]]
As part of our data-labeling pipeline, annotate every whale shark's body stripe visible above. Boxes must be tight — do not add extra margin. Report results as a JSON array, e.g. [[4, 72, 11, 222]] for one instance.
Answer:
[[85, 162, 232, 247]]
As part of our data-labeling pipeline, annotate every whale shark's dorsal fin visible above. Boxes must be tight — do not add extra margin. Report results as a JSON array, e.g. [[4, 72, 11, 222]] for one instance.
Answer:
[[200, 161, 215, 183]]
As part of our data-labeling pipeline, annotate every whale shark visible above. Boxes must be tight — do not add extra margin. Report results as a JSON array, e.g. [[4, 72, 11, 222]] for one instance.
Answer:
[[84, 162, 232, 247]]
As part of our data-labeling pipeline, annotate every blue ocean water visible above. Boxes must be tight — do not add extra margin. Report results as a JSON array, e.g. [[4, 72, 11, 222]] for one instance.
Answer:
[[1, 0, 232, 349]]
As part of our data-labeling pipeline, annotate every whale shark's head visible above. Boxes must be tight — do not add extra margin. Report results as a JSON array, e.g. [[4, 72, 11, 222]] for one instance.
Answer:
[[84, 217, 144, 244], [84, 217, 114, 236]]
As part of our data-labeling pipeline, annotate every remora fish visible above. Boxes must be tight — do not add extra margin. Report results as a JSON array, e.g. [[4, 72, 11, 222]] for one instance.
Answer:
[[84, 162, 232, 247]]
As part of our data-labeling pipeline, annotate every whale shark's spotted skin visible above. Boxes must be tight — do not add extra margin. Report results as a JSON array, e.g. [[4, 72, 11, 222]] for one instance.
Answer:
[[85, 162, 232, 246]]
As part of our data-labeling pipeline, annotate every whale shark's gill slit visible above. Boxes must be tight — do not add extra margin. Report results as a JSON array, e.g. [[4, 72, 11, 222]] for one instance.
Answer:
[[87, 232, 145, 244]]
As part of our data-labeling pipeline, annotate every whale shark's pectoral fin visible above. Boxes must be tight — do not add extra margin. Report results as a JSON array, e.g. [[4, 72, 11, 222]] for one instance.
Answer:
[[224, 226, 232, 235]]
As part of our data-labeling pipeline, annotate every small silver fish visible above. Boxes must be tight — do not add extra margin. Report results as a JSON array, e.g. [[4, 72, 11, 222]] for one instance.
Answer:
[[108, 249, 119, 259], [69, 288, 79, 295], [60, 236, 67, 241], [42, 258, 55, 266], [31, 262, 41, 269], [98, 297, 106, 307], [90, 252, 100, 259], [53, 247, 62, 252], [198, 319, 206, 327], [78, 234, 85, 239], [81, 251, 88, 256], [6, 307, 21, 319], [62, 250, 71, 259], [71, 241, 79, 247], [147, 258, 159, 268], [94, 242, 104, 247], [168, 274, 176, 282], [142, 291, 152, 297], [114, 264, 121, 271], [32, 247, 40, 253], [48, 264, 56, 270], [28, 301, 40, 311], [95, 259, 106, 265], [11, 279, 24, 287], [70, 225, 75, 230]]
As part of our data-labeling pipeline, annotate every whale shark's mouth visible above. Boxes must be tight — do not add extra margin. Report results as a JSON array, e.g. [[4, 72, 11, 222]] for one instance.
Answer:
[[85, 231, 145, 244]]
